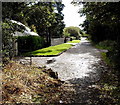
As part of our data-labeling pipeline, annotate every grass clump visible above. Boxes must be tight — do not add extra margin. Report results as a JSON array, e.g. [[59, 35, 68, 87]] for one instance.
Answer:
[[101, 52, 112, 66], [26, 43, 73, 56], [67, 40, 80, 43]]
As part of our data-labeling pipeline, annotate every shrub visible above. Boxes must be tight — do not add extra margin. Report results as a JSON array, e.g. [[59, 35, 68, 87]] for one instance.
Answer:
[[18, 36, 45, 54], [2, 20, 24, 65], [96, 40, 116, 50], [96, 40, 120, 68], [107, 42, 120, 68]]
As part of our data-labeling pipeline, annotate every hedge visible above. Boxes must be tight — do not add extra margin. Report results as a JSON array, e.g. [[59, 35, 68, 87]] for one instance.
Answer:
[[18, 36, 45, 54]]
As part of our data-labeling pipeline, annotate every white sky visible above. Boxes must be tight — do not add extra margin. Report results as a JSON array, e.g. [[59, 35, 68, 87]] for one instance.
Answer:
[[62, 0, 85, 29]]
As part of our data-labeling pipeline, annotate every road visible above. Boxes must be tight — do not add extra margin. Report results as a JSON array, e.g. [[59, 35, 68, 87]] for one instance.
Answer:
[[18, 37, 107, 104], [32, 37, 103, 82]]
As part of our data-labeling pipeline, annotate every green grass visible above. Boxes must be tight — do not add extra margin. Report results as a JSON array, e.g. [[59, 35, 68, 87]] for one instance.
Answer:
[[101, 52, 111, 65], [67, 40, 80, 43], [26, 43, 73, 56], [25, 40, 80, 56]]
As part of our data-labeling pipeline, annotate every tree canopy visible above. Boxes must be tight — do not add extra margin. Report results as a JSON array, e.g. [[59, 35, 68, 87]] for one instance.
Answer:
[[2, 2, 65, 45], [79, 2, 120, 68], [80, 2, 120, 42], [2, 2, 65, 64], [63, 26, 81, 39]]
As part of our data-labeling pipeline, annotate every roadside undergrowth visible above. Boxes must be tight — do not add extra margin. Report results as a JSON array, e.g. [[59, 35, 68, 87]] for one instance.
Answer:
[[97, 63, 120, 105], [94, 41, 120, 105], [2, 62, 64, 104]]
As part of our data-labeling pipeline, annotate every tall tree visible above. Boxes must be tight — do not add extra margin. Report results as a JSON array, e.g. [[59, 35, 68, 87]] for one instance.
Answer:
[[79, 2, 120, 42], [78, 2, 120, 69], [52, 2, 65, 38], [2, 2, 28, 24], [26, 2, 65, 46]]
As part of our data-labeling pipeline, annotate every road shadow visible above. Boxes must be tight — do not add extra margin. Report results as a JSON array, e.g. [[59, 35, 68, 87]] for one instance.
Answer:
[[60, 61, 110, 105]]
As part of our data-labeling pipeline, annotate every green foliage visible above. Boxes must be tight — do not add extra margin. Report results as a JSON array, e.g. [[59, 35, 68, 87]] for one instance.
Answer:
[[95, 40, 120, 68], [67, 40, 80, 43], [63, 26, 81, 39], [2, 2, 65, 64], [80, 2, 120, 42], [26, 43, 73, 56], [18, 36, 45, 54], [2, 20, 24, 65], [63, 32, 70, 38], [79, 2, 120, 71], [95, 40, 115, 50], [2, 2, 65, 47], [2, 2, 28, 24], [101, 52, 112, 66], [26, 2, 65, 45], [51, 2, 65, 38], [107, 42, 120, 68], [70, 36, 76, 40]]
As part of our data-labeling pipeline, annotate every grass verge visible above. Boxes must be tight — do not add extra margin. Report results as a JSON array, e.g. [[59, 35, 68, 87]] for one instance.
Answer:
[[25, 40, 81, 56], [94, 40, 120, 105], [28, 43, 72, 56], [67, 40, 80, 43], [101, 52, 112, 66]]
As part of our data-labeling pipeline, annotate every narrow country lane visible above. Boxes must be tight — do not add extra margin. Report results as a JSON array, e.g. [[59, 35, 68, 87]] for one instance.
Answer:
[[18, 37, 108, 104], [32, 37, 104, 82], [31, 37, 108, 104]]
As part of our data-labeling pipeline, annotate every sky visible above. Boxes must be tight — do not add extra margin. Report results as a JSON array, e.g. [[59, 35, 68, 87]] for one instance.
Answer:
[[62, 0, 85, 29]]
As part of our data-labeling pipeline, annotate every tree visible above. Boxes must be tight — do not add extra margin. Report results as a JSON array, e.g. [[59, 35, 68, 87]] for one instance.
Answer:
[[78, 2, 120, 70], [2, 2, 65, 47], [79, 2, 120, 42], [63, 26, 81, 39], [52, 2, 65, 38], [26, 2, 65, 46], [2, 2, 28, 24], [2, 2, 29, 65], [2, 1, 65, 64]]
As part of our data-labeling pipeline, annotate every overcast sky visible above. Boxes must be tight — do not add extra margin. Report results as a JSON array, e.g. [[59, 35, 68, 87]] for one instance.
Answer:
[[62, 0, 85, 29]]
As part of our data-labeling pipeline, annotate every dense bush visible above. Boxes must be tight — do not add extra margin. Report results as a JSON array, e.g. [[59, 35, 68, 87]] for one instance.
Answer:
[[2, 20, 24, 65], [96, 40, 115, 50], [107, 41, 120, 68], [18, 36, 45, 54]]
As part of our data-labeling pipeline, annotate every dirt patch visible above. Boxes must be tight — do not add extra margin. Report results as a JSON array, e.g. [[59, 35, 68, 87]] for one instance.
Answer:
[[2, 62, 64, 104]]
